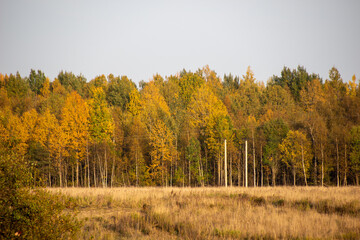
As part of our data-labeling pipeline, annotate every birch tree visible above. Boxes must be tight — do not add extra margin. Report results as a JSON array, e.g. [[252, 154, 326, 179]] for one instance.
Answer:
[[279, 130, 312, 186]]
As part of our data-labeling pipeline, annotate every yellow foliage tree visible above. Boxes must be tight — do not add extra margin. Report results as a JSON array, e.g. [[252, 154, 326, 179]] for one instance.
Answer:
[[141, 81, 172, 128], [0, 109, 11, 151], [247, 115, 258, 186], [279, 130, 312, 186], [22, 109, 38, 142], [61, 91, 89, 187], [148, 120, 175, 186], [88, 87, 114, 188], [141, 82, 176, 185], [188, 84, 231, 185], [3, 109, 38, 156], [7, 114, 29, 156], [48, 117, 68, 187], [127, 88, 143, 117], [348, 75, 357, 97], [40, 77, 51, 98], [33, 109, 58, 186], [202, 65, 223, 97]]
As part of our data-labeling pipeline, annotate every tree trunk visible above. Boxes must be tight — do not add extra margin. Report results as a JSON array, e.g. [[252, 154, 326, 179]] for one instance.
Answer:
[[310, 131, 317, 185], [252, 132, 256, 187], [87, 146, 90, 188], [170, 155, 173, 187], [336, 138, 339, 187], [197, 157, 201, 187], [98, 154, 103, 187], [59, 152, 62, 188], [111, 153, 115, 188], [205, 148, 208, 186], [224, 139, 227, 187], [238, 151, 241, 187], [272, 166, 277, 187], [321, 143, 324, 187], [293, 164, 296, 186], [72, 165, 74, 188], [93, 155, 97, 188], [59, 165, 62, 188], [199, 149, 204, 187], [65, 163, 68, 188], [188, 154, 191, 187], [166, 165, 168, 187], [182, 155, 185, 187], [105, 146, 108, 188], [48, 155, 51, 187], [188, 151, 190, 187], [162, 153, 165, 187], [344, 144, 347, 186], [260, 145, 263, 187], [76, 160, 79, 187], [84, 158, 86, 187], [229, 153, 232, 187], [136, 148, 139, 186], [245, 140, 248, 187], [99, 153, 104, 188], [217, 150, 221, 186], [314, 153, 317, 186], [121, 171, 126, 186], [81, 162, 83, 187], [301, 144, 308, 186], [161, 139, 165, 187]]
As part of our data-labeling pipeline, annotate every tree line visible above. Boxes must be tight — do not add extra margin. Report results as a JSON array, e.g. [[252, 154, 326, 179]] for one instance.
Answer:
[[0, 65, 359, 187]]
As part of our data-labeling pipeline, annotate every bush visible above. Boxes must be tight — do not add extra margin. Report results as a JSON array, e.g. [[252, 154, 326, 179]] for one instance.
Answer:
[[272, 198, 285, 207], [251, 196, 266, 206], [0, 153, 81, 239], [293, 199, 313, 211]]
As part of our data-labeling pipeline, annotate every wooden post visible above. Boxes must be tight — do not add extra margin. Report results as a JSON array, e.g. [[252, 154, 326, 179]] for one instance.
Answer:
[[225, 139, 227, 187], [245, 140, 248, 188]]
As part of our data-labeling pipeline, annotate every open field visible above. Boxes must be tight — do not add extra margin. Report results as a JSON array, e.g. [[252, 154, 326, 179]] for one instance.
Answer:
[[49, 187, 360, 239]]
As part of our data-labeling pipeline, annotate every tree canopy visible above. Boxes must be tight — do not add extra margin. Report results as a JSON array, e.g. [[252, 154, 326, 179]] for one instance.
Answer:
[[0, 65, 359, 187]]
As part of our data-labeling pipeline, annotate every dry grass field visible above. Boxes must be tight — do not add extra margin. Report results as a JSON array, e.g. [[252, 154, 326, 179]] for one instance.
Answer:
[[49, 187, 360, 239]]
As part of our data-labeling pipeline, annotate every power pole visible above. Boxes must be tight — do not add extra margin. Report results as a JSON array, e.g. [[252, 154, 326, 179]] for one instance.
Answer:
[[225, 139, 227, 187], [245, 140, 248, 188]]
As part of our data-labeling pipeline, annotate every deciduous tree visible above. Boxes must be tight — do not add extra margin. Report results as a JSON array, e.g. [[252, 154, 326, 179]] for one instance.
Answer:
[[61, 91, 89, 187], [279, 130, 312, 186]]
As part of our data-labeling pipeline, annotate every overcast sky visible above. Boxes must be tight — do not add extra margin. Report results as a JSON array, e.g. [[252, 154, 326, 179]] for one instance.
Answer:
[[1, 0, 359, 85]]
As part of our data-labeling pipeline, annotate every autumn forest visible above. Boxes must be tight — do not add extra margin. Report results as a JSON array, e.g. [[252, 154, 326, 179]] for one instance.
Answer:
[[1, 65, 359, 188]]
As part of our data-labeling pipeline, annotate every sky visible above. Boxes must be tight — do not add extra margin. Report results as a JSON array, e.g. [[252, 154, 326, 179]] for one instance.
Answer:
[[1, 0, 359, 85]]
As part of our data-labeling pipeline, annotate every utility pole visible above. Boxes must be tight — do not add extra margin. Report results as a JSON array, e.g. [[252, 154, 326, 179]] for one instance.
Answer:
[[225, 139, 227, 187], [245, 140, 248, 188]]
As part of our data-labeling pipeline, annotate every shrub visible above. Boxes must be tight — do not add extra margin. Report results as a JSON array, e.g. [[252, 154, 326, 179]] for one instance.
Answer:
[[272, 198, 285, 207], [293, 199, 313, 211], [251, 196, 266, 206], [0, 153, 81, 239]]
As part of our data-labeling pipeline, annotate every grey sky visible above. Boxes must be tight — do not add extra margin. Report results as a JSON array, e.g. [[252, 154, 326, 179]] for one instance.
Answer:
[[1, 0, 359, 85]]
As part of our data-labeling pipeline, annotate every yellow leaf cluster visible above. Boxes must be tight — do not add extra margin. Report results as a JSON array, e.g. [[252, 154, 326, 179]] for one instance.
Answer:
[[148, 120, 175, 182], [279, 130, 312, 172], [188, 84, 230, 154], [141, 81, 171, 127], [61, 91, 89, 161]]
